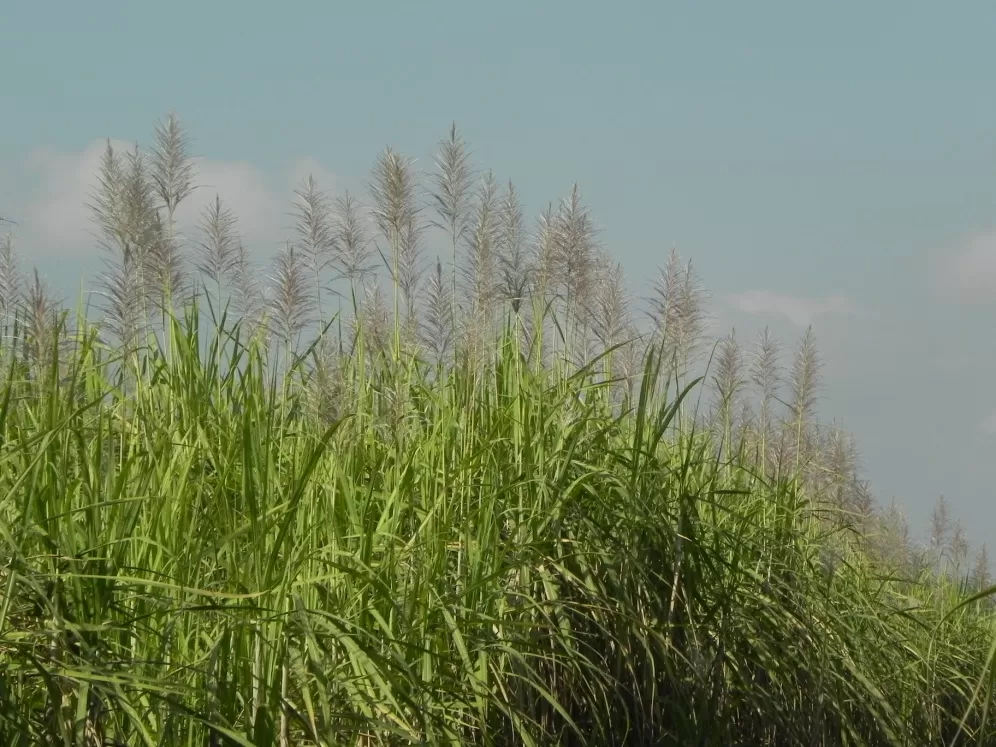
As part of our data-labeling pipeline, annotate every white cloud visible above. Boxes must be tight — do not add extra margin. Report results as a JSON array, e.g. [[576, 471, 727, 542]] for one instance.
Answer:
[[982, 409, 996, 436], [178, 157, 286, 246], [934, 230, 996, 303], [727, 289, 858, 328], [0, 140, 337, 260], [284, 157, 338, 197], [17, 140, 133, 254]]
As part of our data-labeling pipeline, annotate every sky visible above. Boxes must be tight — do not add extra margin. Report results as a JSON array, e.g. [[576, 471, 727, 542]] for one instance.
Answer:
[[2, 1, 996, 549]]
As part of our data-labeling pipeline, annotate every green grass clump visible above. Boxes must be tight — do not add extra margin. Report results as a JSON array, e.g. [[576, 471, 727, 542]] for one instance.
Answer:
[[0, 303, 994, 746]]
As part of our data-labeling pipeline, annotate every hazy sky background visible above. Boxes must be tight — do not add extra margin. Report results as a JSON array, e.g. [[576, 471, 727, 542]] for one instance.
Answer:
[[2, 1, 995, 549]]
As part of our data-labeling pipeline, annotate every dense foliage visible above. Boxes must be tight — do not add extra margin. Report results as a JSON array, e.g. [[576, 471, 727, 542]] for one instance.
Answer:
[[0, 114, 994, 745]]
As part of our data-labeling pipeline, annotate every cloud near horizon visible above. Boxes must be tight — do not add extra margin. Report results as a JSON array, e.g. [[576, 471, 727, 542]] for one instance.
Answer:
[[0, 139, 337, 261], [981, 409, 996, 436], [726, 289, 858, 328], [934, 230, 996, 303]]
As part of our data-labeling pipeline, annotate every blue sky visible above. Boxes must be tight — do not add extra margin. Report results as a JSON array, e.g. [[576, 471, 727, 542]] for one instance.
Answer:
[[2, 1, 996, 548]]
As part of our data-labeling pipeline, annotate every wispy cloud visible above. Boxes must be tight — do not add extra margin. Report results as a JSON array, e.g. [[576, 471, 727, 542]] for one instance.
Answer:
[[934, 230, 996, 303], [982, 409, 996, 436], [726, 289, 858, 328], [284, 157, 338, 198], [0, 140, 337, 260]]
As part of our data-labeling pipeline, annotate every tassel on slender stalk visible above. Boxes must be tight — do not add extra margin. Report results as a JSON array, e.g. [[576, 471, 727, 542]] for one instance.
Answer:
[[291, 174, 335, 324], [267, 242, 315, 348], [196, 194, 239, 304], [332, 190, 375, 315]]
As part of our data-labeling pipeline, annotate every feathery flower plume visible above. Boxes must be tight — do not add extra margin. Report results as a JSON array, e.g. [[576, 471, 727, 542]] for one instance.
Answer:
[[196, 195, 239, 294], [332, 190, 375, 307], [291, 174, 335, 320], [370, 147, 424, 326], [267, 242, 315, 346], [496, 180, 530, 314]]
